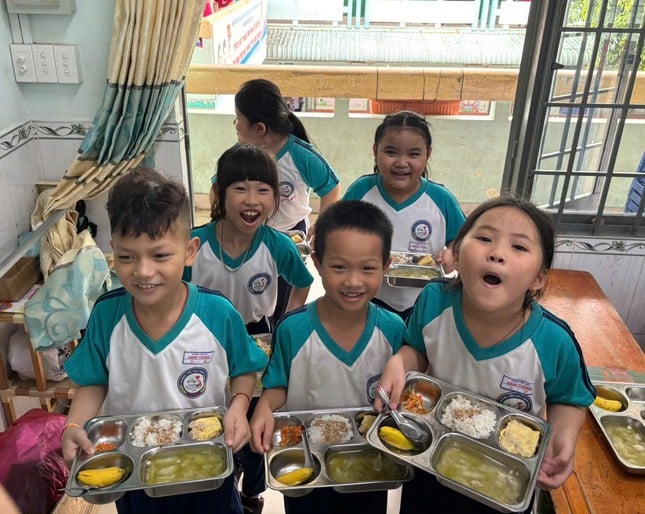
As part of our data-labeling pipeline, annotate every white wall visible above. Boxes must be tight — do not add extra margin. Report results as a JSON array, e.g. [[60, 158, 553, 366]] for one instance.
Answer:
[[0, 8, 28, 129]]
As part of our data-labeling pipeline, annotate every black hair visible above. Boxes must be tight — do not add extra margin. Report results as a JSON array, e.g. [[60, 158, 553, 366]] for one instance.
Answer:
[[235, 78, 311, 143], [211, 143, 279, 221], [450, 195, 555, 306], [107, 167, 191, 239], [373, 110, 433, 178], [313, 200, 393, 264]]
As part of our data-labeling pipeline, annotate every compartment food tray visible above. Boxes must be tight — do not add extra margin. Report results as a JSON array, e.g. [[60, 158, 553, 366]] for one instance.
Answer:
[[65, 406, 234, 504], [265, 407, 414, 497], [365, 372, 551, 513], [588, 381, 645, 474], [386, 252, 444, 288]]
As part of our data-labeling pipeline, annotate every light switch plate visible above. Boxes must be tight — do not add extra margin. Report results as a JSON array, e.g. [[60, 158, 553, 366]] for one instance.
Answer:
[[53, 44, 82, 84], [32, 44, 58, 83], [10, 44, 37, 82]]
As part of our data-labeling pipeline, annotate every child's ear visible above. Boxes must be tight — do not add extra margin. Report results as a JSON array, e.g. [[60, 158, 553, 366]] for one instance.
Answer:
[[184, 236, 200, 266], [383, 256, 392, 274], [530, 269, 548, 293], [312, 253, 323, 275], [255, 121, 268, 137]]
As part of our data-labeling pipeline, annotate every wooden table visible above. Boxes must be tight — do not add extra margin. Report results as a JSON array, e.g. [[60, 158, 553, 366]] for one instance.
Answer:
[[540, 269, 645, 514]]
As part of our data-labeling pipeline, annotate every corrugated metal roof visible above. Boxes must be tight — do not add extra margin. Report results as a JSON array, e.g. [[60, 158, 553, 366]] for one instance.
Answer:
[[267, 26, 589, 67]]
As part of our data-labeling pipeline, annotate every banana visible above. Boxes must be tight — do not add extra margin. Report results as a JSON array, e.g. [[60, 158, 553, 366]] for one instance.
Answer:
[[379, 426, 416, 451], [77, 466, 127, 488], [276, 467, 314, 486], [417, 255, 436, 267], [593, 395, 623, 412]]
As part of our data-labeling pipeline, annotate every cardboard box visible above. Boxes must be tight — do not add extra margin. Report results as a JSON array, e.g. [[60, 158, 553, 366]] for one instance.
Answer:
[[0, 257, 41, 301]]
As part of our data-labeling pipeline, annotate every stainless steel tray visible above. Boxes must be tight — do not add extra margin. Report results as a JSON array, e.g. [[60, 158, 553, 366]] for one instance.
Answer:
[[286, 230, 311, 260], [588, 381, 645, 474], [386, 253, 444, 288], [365, 372, 551, 513], [64, 407, 234, 504], [265, 407, 414, 497]]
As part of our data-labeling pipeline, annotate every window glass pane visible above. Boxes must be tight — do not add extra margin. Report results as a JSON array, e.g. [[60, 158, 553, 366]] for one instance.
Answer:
[[608, 176, 644, 212], [614, 116, 645, 175], [565, 0, 644, 29], [553, 33, 596, 104]]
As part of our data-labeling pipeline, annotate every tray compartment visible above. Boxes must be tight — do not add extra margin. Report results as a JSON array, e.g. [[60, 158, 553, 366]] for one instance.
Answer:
[[325, 444, 413, 493], [374, 413, 433, 455], [186, 407, 225, 441], [496, 413, 545, 459], [435, 391, 499, 440], [400, 375, 442, 415], [599, 415, 645, 471], [129, 413, 184, 447], [305, 412, 356, 445], [626, 386, 645, 403], [267, 447, 322, 497], [432, 433, 531, 512], [594, 384, 629, 412], [86, 418, 128, 451], [70, 452, 135, 504], [355, 410, 378, 436], [140, 442, 231, 496], [272, 415, 305, 447], [386, 263, 443, 288]]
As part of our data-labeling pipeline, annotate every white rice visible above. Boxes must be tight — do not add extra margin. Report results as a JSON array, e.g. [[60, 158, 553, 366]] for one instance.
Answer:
[[440, 394, 497, 439], [308, 414, 353, 444], [131, 416, 182, 446]]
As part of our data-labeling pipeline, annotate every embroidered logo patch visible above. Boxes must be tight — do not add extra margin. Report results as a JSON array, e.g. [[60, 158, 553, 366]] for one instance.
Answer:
[[248, 273, 271, 295], [497, 375, 535, 412], [366, 373, 382, 403], [177, 367, 207, 398], [411, 220, 432, 241], [279, 181, 295, 199]]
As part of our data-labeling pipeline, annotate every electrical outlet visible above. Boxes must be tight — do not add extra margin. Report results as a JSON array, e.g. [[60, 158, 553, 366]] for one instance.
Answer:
[[10, 44, 37, 82], [53, 44, 82, 84], [32, 44, 58, 83]]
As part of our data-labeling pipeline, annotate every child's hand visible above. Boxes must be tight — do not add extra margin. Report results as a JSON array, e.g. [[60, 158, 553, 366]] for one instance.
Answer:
[[250, 399, 275, 454], [536, 431, 576, 489], [374, 354, 408, 411], [61, 425, 94, 468], [223, 407, 251, 453], [436, 246, 456, 274], [538, 404, 586, 490]]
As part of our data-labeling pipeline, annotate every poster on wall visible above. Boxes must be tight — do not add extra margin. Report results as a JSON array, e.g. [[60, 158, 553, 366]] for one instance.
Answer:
[[189, 0, 268, 110]]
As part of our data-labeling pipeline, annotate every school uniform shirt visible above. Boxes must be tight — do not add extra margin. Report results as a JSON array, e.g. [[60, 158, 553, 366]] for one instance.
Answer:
[[262, 301, 405, 411], [405, 282, 596, 416], [269, 134, 340, 232], [64, 283, 268, 416], [186, 222, 313, 325], [343, 174, 466, 312]]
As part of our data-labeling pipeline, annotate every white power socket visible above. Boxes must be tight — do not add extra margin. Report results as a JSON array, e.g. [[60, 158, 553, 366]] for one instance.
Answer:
[[32, 44, 58, 83], [10, 44, 37, 82], [53, 44, 82, 83]]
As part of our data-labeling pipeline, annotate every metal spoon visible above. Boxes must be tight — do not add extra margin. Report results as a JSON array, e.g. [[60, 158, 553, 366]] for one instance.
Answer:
[[377, 386, 430, 446], [301, 425, 314, 470]]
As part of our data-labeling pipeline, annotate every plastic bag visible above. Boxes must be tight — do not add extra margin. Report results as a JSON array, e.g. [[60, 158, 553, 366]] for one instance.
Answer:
[[7, 326, 71, 382], [0, 409, 68, 514]]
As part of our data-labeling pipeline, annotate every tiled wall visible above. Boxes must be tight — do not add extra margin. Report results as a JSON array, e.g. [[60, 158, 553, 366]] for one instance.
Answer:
[[0, 111, 188, 255], [554, 237, 645, 350]]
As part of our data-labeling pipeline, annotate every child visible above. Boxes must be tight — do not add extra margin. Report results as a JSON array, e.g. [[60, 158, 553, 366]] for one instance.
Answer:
[[378, 195, 596, 514], [186, 143, 313, 334], [185, 143, 314, 513], [60, 168, 268, 514], [234, 78, 341, 322], [250, 200, 406, 514], [343, 110, 466, 320]]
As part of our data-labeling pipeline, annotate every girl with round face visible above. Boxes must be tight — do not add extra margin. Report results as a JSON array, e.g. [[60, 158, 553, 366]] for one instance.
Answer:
[[378, 197, 594, 513], [343, 111, 466, 320]]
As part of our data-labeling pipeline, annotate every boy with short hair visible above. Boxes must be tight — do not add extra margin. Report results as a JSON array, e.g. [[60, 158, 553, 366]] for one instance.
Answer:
[[250, 200, 405, 514], [61, 167, 267, 514]]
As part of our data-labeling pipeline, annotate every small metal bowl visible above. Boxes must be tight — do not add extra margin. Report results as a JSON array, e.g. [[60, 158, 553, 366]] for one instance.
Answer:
[[86, 418, 128, 451], [72, 452, 134, 504], [268, 448, 321, 497]]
